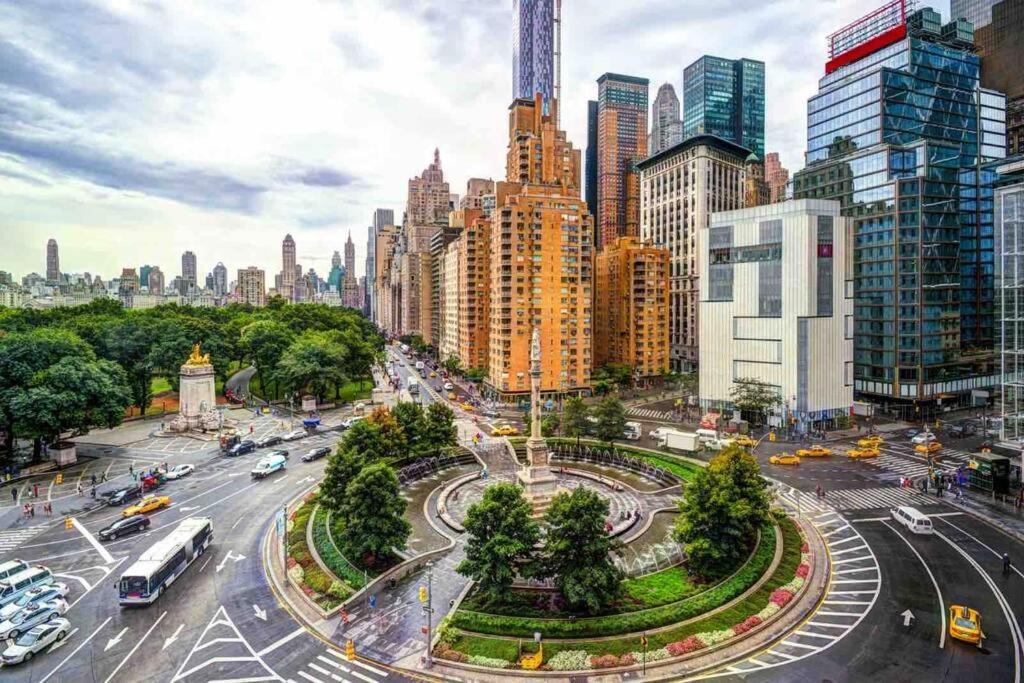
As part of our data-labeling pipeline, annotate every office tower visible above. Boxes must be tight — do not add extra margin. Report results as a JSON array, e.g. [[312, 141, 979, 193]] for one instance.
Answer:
[[596, 73, 649, 249], [212, 262, 228, 297], [793, 2, 1006, 408], [148, 266, 165, 294], [46, 238, 60, 283], [683, 56, 765, 158], [180, 251, 197, 294], [281, 234, 296, 301], [971, 0, 1024, 154], [486, 93, 593, 399], [374, 208, 394, 231], [236, 267, 266, 307], [995, 156, 1024, 445], [118, 268, 139, 304], [594, 237, 670, 381], [139, 265, 153, 290], [649, 83, 683, 155], [764, 152, 790, 203], [0, 271, 11, 286], [331, 251, 342, 270], [512, 0, 554, 110], [638, 135, 750, 371], [699, 200, 854, 433], [585, 100, 598, 218], [744, 153, 770, 207], [952, 0, 999, 27], [406, 149, 451, 228], [345, 232, 356, 276], [373, 224, 400, 330]]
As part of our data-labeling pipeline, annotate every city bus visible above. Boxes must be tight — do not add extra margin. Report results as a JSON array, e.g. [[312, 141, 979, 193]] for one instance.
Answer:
[[118, 517, 213, 606]]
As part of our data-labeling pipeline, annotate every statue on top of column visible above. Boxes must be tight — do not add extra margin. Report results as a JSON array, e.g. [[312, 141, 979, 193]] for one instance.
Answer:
[[530, 327, 541, 366]]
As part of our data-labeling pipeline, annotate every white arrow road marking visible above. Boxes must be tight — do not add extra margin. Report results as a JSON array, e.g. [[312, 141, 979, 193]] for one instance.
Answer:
[[103, 610, 166, 683], [163, 624, 184, 651], [179, 506, 200, 512], [902, 609, 915, 627], [39, 617, 111, 683], [47, 628, 79, 653], [215, 550, 247, 572], [104, 627, 129, 651], [253, 604, 267, 621], [70, 517, 115, 564]]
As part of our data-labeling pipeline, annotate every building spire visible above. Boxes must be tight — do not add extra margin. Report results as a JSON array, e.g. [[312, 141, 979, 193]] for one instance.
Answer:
[[433, 147, 440, 167]]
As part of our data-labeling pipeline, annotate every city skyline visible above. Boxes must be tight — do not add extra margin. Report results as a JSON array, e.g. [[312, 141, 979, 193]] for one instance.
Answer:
[[0, 0, 951, 279]]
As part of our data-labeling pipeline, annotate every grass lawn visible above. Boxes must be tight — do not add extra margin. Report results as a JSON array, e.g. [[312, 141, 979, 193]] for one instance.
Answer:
[[246, 375, 372, 403], [150, 376, 172, 395]]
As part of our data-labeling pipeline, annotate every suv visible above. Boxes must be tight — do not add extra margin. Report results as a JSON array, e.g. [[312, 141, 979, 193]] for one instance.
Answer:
[[98, 515, 151, 541], [227, 440, 256, 456], [301, 447, 331, 462], [105, 486, 142, 506]]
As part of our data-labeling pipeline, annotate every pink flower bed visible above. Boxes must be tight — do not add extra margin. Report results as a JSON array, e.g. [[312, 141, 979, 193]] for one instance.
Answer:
[[667, 636, 705, 656], [732, 615, 763, 635], [801, 541, 809, 553], [796, 563, 810, 578], [590, 654, 621, 669], [770, 588, 794, 607]]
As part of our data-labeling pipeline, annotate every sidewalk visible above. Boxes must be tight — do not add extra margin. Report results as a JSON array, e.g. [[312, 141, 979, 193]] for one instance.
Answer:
[[941, 485, 1024, 543]]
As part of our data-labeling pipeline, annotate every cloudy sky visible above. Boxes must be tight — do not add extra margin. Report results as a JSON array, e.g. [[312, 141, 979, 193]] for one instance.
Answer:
[[0, 0, 950, 283]]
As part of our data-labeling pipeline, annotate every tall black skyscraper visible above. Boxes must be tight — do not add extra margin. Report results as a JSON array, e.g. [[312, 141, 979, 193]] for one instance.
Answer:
[[585, 99, 598, 219]]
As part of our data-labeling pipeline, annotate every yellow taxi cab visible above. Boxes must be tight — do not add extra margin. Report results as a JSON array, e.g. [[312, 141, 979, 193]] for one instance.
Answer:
[[915, 441, 942, 455], [796, 445, 832, 458], [123, 495, 171, 517], [847, 447, 879, 460], [948, 605, 983, 645], [733, 435, 757, 448], [857, 435, 884, 448], [447, 392, 457, 400], [460, 402, 475, 412], [769, 453, 800, 466], [429, 371, 437, 378], [491, 425, 520, 437]]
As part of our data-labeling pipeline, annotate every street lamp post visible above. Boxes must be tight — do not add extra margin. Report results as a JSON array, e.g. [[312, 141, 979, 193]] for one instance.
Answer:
[[424, 562, 434, 668]]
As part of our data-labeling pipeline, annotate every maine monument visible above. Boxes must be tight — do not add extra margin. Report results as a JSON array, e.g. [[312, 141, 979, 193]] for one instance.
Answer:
[[168, 343, 221, 432]]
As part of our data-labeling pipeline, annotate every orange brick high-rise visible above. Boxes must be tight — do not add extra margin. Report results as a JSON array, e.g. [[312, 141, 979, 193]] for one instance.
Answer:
[[595, 237, 670, 382], [485, 94, 594, 401], [596, 73, 649, 249]]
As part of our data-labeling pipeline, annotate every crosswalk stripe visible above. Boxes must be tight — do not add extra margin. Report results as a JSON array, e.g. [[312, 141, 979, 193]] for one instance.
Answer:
[[298, 671, 325, 683]]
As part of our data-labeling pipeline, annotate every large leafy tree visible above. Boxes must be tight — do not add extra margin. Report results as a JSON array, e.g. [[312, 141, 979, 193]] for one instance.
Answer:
[[729, 377, 781, 426], [240, 320, 295, 399], [539, 487, 622, 614], [593, 395, 627, 444], [274, 330, 348, 401], [391, 401, 426, 455], [101, 317, 160, 411], [339, 463, 411, 568], [673, 446, 771, 579], [457, 483, 540, 602], [423, 402, 457, 453], [319, 447, 366, 512], [561, 397, 590, 445]]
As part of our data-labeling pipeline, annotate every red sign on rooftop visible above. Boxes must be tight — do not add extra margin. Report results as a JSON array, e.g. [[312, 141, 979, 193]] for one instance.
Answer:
[[825, 0, 910, 74]]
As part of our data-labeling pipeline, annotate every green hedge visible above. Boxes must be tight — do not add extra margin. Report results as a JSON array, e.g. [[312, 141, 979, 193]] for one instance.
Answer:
[[450, 524, 775, 639], [450, 516, 803, 661], [311, 505, 364, 591]]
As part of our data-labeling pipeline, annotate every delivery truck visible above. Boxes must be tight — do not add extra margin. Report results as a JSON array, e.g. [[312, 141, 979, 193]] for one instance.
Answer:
[[661, 430, 700, 452]]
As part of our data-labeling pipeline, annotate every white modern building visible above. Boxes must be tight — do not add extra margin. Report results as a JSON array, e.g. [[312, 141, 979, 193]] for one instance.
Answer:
[[698, 199, 853, 433], [996, 156, 1024, 456]]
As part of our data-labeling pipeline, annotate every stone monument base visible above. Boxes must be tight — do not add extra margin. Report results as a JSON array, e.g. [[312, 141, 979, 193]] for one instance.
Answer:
[[518, 438, 562, 518]]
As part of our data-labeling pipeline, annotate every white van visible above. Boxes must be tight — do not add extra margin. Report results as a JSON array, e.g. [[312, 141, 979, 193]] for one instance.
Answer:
[[623, 422, 642, 440], [704, 437, 734, 451], [251, 454, 287, 480], [891, 506, 933, 535], [0, 567, 54, 607], [0, 560, 29, 583], [696, 428, 719, 443]]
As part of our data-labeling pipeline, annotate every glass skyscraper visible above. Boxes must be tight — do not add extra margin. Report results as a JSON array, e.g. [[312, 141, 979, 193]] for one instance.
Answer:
[[951, 0, 999, 28], [682, 56, 765, 158], [794, 5, 1006, 409], [512, 0, 554, 109]]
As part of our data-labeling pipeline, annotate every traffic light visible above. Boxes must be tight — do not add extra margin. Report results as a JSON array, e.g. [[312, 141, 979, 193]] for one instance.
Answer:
[[55, 473, 63, 485], [418, 586, 428, 603], [345, 639, 355, 661], [769, 432, 776, 443], [64, 517, 73, 530]]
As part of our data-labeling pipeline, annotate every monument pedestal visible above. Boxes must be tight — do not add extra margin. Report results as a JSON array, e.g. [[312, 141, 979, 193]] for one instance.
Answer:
[[518, 437, 561, 518], [169, 360, 220, 432]]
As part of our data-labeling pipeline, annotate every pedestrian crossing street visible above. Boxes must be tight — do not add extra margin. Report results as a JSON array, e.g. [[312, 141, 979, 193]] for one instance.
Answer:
[[295, 649, 391, 683], [0, 526, 45, 553], [837, 440, 974, 481], [628, 407, 676, 422]]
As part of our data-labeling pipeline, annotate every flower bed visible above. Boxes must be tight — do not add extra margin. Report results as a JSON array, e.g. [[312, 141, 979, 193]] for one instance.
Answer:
[[450, 524, 775, 639], [286, 494, 345, 611], [442, 516, 809, 671]]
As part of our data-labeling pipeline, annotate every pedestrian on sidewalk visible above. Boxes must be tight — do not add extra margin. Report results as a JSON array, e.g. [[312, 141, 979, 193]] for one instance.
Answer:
[[101, 472, 107, 483], [10, 487, 17, 504], [33, 483, 38, 498], [129, 464, 133, 477], [91, 486, 96, 499], [90, 474, 96, 486], [22, 504, 29, 518], [77, 483, 83, 496], [816, 483, 823, 500], [44, 502, 52, 516], [29, 503, 35, 517]]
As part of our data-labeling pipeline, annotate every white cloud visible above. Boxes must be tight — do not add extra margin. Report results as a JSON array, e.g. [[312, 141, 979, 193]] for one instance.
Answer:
[[0, 0, 950, 281]]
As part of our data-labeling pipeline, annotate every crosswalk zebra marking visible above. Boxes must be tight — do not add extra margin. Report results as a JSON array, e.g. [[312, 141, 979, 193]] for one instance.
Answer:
[[0, 526, 46, 552]]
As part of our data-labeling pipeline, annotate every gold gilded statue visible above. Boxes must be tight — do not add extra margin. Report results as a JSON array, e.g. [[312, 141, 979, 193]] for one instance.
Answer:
[[186, 343, 211, 366]]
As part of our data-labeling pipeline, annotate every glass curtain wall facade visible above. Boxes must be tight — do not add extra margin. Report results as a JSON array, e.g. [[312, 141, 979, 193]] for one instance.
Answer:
[[512, 0, 554, 112], [995, 158, 1024, 443], [794, 6, 1006, 408], [683, 56, 765, 158]]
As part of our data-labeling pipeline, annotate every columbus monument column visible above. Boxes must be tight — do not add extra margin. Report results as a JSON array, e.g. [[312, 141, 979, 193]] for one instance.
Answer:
[[517, 327, 560, 517]]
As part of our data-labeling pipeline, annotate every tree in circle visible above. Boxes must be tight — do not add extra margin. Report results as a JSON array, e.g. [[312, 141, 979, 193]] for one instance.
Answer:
[[339, 462, 411, 569], [593, 395, 627, 444], [539, 487, 622, 614], [456, 483, 540, 603]]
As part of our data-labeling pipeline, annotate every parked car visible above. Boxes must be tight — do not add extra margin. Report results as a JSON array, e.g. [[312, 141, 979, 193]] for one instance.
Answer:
[[0, 599, 68, 641], [99, 515, 151, 540], [0, 584, 69, 621], [105, 486, 142, 507], [301, 447, 331, 462], [164, 464, 194, 480], [341, 416, 364, 430], [122, 495, 171, 517], [0, 618, 71, 665], [267, 449, 290, 460], [255, 434, 283, 448], [281, 429, 307, 442], [227, 440, 256, 456]]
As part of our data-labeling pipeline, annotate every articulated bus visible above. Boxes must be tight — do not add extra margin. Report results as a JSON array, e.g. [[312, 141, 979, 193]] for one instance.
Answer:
[[118, 517, 213, 606]]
